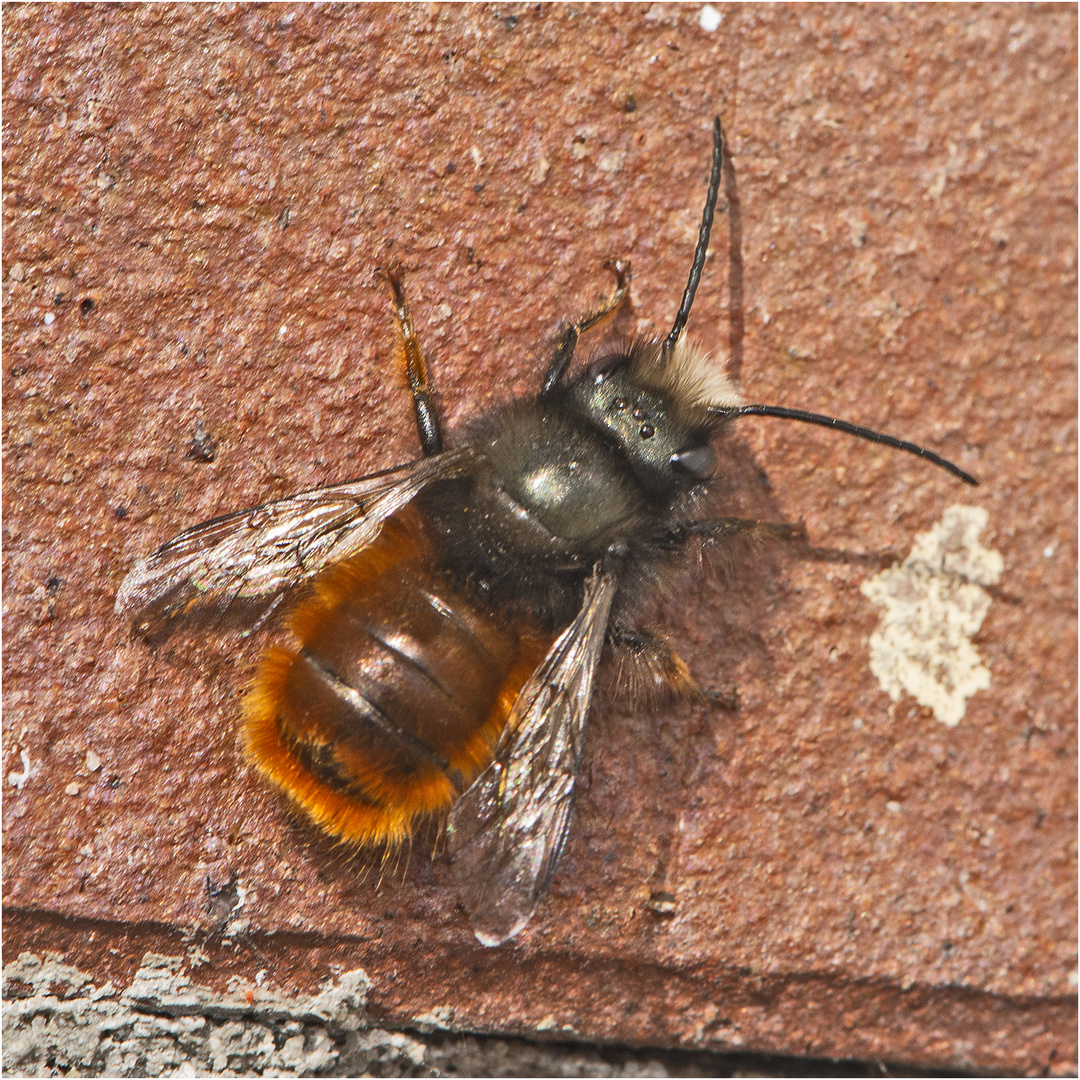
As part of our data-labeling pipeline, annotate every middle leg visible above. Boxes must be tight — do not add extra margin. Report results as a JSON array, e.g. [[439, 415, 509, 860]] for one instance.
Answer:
[[608, 626, 739, 712], [383, 267, 443, 457]]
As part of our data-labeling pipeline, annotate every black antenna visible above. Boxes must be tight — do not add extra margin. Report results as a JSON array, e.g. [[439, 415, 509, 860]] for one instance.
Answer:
[[714, 403, 978, 486], [662, 117, 724, 363]]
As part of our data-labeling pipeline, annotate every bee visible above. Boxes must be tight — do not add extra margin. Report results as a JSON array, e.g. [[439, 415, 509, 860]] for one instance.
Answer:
[[116, 119, 976, 947]]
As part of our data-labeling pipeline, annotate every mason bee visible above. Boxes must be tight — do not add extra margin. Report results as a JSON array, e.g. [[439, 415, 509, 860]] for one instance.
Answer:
[[116, 119, 976, 947]]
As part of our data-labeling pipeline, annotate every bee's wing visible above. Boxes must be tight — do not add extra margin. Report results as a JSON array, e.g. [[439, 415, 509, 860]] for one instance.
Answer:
[[446, 564, 619, 946], [115, 448, 473, 629]]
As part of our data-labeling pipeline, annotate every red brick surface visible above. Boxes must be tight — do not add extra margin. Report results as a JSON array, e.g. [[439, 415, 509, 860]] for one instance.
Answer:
[[4, 5, 1076, 1075]]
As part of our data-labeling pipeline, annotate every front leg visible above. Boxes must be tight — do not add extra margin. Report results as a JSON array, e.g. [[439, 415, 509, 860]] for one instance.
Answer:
[[662, 517, 807, 550], [540, 259, 631, 397]]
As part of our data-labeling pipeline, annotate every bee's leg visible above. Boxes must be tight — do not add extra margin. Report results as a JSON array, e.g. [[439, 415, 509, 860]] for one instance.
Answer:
[[608, 626, 739, 712], [383, 267, 442, 456], [663, 518, 807, 548], [540, 259, 631, 396]]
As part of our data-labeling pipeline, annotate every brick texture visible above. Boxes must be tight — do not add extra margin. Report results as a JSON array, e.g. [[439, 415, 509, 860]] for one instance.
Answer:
[[4, 5, 1076, 1074]]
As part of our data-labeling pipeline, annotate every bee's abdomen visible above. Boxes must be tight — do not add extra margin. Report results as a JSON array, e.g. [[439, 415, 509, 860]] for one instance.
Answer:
[[244, 510, 546, 847]]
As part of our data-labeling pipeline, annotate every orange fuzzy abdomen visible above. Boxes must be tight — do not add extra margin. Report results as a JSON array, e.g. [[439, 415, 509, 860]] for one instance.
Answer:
[[243, 510, 547, 848]]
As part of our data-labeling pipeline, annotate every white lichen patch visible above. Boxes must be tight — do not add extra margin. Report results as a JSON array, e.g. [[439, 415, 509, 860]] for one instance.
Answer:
[[860, 505, 1003, 726], [2, 950, 395, 1077]]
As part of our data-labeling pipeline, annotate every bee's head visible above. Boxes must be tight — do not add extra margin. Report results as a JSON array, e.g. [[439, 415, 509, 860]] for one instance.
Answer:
[[563, 336, 742, 500]]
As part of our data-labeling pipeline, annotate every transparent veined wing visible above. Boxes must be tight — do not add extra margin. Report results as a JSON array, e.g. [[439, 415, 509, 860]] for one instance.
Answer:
[[115, 448, 473, 629], [446, 564, 619, 946]]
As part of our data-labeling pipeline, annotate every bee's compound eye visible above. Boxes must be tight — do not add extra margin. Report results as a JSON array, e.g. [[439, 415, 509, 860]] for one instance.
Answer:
[[671, 445, 718, 479], [589, 352, 630, 383]]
